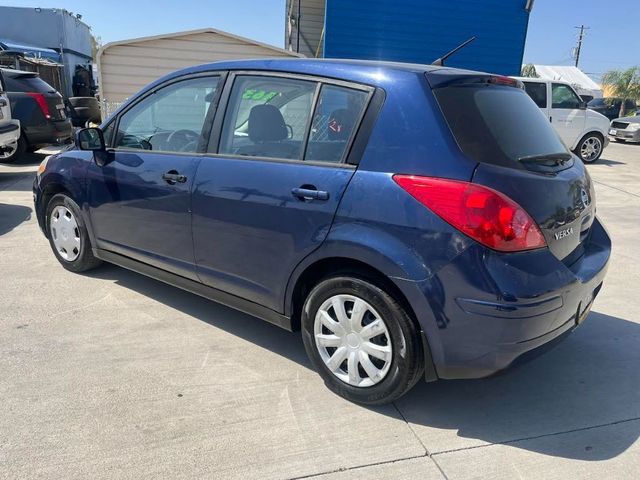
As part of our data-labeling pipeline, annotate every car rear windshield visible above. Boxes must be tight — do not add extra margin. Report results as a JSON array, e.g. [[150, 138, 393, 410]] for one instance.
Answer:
[[4, 74, 56, 94], [433, 81, 569, 169]]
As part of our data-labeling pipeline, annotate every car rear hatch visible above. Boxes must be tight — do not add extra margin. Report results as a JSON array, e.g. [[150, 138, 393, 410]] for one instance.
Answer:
[[6, 72, 66, 121], [427, 70, 595, 262]]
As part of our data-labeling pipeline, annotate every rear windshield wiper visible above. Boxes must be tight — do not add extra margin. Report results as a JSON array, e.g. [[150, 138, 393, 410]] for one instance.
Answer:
[[517, 153, 573, 167]]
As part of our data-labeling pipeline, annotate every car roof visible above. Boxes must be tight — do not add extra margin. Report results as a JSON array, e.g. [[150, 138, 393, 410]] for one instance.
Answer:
[[157, 58, 486, 89]]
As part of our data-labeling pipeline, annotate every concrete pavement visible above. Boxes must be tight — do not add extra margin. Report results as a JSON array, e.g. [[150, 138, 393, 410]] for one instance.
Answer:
[[1, 143, 638, 479]]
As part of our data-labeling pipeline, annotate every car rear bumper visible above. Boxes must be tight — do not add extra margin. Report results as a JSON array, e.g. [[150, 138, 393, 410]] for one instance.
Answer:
[[608, 128, 640, 142], [399, 217, 611, 380], [0, 121, 20, 148], [25, 119, 73, 147]]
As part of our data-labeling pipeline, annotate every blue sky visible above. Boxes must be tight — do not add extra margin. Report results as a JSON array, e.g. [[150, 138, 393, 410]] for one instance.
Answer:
[[5, 0, 640, 81]]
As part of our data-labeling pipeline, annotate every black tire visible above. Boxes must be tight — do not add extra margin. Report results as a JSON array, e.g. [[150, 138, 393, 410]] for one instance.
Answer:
[[301, 275, 424, 405], [46, 193, 102, 273], [574, 132, 604, 163], [68, 96, 100, 108], [0, 134, 26, 163]]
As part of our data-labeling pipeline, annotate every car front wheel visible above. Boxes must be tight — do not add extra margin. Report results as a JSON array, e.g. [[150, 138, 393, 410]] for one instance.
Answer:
[[301, 275, 424, 405], [46, 193, 102, 272], [575, 133, 604, 163]]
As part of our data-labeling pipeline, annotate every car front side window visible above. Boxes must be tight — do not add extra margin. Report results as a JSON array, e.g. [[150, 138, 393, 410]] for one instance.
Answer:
[[114, 75, 220, 154], [551, 84, 581, 109]]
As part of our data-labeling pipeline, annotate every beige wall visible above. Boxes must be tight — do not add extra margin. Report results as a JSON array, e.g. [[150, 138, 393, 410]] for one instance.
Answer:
[[99, 31, 298, 106]]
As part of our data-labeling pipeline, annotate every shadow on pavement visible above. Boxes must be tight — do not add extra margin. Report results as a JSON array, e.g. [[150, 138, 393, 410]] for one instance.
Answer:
[[87, 264, 311, 367], [1, 151, 46, 167], [86, 264, 639, 461], [593, 158, 626, 167], [395, 310, 640, 461], [0, 203, 32, 236]]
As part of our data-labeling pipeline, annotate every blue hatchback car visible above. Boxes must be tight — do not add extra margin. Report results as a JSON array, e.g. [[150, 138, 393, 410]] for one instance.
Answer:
[[33, 59, 610, 404]]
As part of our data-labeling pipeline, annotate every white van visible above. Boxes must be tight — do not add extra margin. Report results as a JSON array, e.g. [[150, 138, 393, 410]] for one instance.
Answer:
[[0, 74, 21, 163], [513, 77, 610, 163]]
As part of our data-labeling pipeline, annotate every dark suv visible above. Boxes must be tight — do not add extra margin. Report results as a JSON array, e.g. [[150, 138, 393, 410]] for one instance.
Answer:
[[33, 59, 610, 404], [587, 97, 638, 120], [0, 68, 72, 162]]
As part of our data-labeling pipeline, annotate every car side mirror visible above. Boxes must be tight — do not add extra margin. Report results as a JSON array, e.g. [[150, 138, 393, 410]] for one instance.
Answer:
[[76, 127, 106, 151], [76, 127, 111, 166], [579, 101, 587, 110]]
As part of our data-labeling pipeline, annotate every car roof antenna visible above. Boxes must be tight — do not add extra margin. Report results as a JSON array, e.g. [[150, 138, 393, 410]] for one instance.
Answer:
[[431, 36, 477, 66]]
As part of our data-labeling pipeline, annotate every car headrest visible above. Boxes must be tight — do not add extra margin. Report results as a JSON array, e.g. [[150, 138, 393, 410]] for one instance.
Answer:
[[248, 104, 287, 143]]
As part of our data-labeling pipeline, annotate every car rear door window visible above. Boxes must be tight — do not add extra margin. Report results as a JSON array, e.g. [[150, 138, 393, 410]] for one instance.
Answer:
[[115, 75, 220, 153], [218, 75, 316, 160], [551, 83, 581, 109], [523, 82, 547, 108], [305, 84, 369, 163]]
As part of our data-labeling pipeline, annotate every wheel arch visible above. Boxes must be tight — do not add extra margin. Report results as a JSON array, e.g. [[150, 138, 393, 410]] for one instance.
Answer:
[[288, 256, 415, 330], [287, 254, 439, 382], [571, 128, 605, 151], [38, 174, 86, 238]]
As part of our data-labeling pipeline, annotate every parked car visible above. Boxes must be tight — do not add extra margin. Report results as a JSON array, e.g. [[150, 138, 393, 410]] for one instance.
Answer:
[[609, 115, 640, 143], [0, 72, 21, 162], [514, 77, 610, 163], [33, 60, 611, 404], [0, 68, 72, 161], [587, 97, 638, 121]]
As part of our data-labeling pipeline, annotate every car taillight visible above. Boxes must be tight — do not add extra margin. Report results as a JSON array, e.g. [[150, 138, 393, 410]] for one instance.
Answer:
[[393, 175, 546, 252], [26, 92, 51, 119]]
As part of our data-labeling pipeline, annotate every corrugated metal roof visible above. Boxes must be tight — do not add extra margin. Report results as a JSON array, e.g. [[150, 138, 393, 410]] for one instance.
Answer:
[[532, 65, 602, 92], [98, 29, 302, 105]]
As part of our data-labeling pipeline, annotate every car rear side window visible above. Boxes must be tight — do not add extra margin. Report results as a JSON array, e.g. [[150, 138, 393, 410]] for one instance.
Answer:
[[523, 82, 547, 108], [434, 82, 569, 168], [305, 84, 369, 163], [4, 74, 56, 93], [219, 75, 316, 160]]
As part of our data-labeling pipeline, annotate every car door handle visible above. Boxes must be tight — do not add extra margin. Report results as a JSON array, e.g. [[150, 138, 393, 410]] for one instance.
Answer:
[[291, 187, 330, 201], [162, 170, 187, 185]]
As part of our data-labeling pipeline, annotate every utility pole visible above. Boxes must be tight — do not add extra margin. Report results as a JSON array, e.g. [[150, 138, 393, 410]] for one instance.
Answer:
[[573, 25, 589, 68]]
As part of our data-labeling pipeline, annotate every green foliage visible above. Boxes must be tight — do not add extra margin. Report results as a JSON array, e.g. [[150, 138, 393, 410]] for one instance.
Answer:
[[520, 64, 538, 78], [601, 67, 640, 116]]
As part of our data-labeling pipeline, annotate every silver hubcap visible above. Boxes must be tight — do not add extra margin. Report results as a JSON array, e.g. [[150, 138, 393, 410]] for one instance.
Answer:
[[0, 140, 17, 159], [581, 136, 602, 161], [314, 294, 392, 387], [50, 206, 81, 261]]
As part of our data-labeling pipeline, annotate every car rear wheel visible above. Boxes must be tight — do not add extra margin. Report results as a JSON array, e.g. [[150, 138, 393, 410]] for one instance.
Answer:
[[301, 275, 424, 405], [46, 193, 102, 272], [0, 135, 26, 163], [575, 133, 604, 163]]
